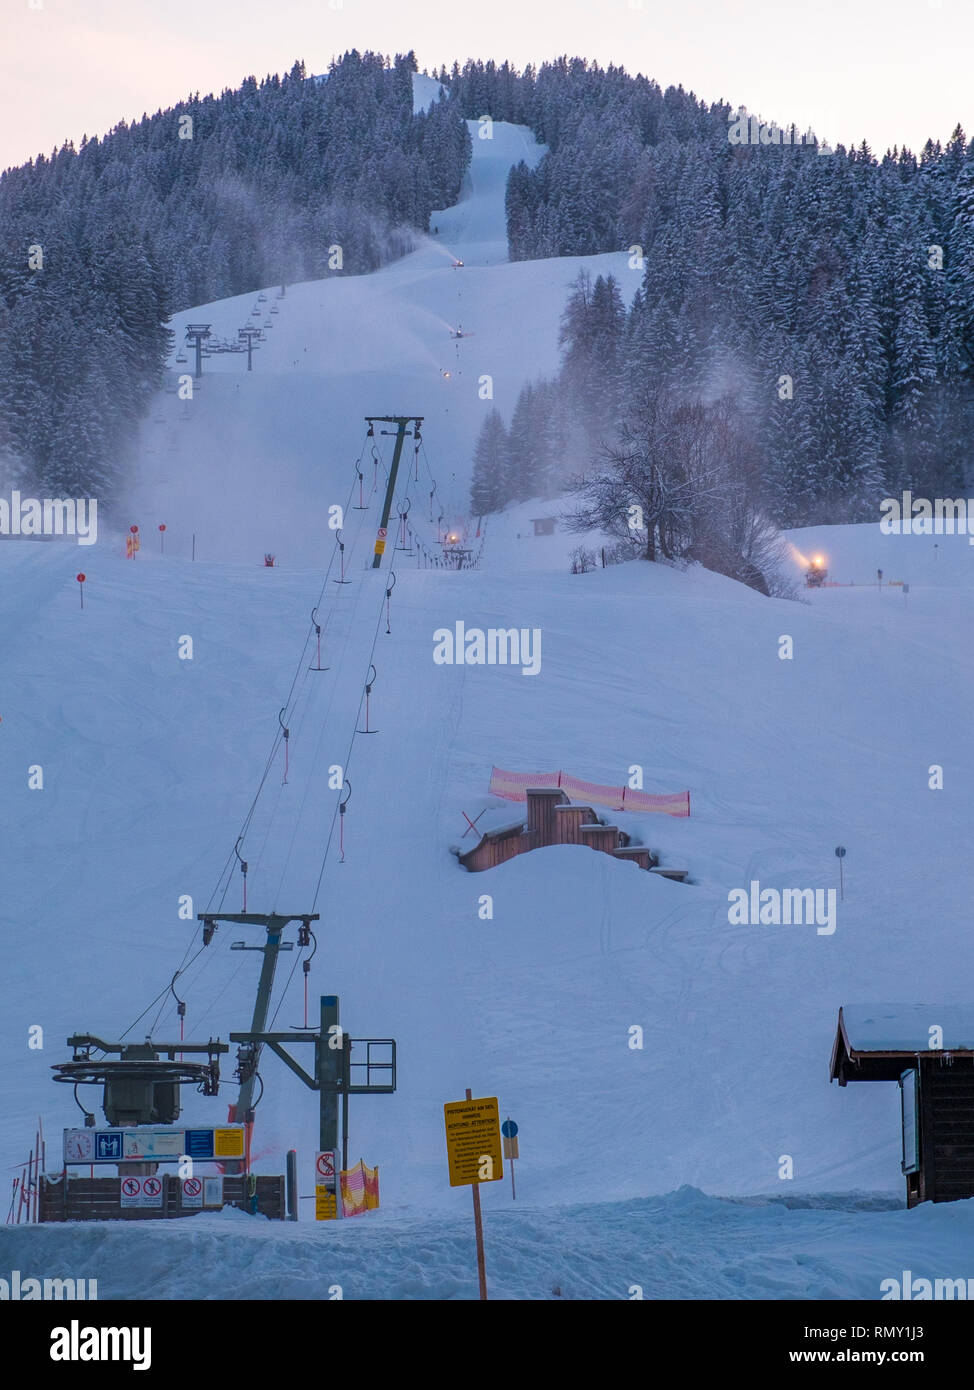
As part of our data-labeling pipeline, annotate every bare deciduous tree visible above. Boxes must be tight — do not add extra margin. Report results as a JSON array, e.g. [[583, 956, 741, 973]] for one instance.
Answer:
[[566, 392, 789, 594]]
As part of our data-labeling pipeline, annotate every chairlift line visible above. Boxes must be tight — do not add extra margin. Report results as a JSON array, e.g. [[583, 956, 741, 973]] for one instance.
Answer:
[[385, 571, 396, 635], [338, 779, 352, 863], [333, 527, 350, 584], [309, 606, 329, 670], [278, 707, 291, 784], [234, 836, 249, 912], [125, 422, 421, 1052]]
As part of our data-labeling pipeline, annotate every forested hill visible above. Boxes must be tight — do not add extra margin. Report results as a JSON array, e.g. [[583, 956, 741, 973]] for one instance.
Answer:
[[0, 52, 471, 500], [447, 58, 974, 522]]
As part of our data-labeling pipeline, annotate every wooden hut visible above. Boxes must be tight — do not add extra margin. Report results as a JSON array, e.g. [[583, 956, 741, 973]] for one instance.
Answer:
[[458, 788, 667, 876], [830, 1005, 974, 1207]]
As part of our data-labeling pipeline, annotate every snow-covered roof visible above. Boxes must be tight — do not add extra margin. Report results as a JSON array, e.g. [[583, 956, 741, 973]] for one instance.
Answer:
[[840, 1005, 974, 1053]]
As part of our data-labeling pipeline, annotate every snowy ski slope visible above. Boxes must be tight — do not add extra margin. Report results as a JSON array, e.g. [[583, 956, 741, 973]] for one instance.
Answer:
[[2, 84, 973, 1295]]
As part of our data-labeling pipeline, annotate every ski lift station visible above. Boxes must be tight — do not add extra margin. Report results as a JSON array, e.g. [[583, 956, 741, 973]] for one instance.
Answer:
[[830, 1005, 974, 1207]]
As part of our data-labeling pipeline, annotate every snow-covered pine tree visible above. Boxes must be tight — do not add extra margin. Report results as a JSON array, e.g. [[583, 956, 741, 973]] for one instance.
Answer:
[[469, 410, 510, 515]]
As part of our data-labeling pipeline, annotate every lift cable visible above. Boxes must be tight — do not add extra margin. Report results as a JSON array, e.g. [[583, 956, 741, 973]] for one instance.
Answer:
[[200, 436, 371, 917], [147, 442, 385, 1039], [309, 552, 399, 913], [265, 463, 387, 905], [123, 434, 373, 1036]]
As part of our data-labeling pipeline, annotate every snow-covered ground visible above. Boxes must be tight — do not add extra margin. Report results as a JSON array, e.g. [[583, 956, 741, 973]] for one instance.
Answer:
[[2, 86, 973, 1297], [4, 1187, 973, 1300]]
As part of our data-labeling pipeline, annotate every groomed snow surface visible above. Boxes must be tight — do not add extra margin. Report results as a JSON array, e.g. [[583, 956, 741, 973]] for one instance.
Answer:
[[2, 92, 973, 1298], [5, 1188, 973, 1301]]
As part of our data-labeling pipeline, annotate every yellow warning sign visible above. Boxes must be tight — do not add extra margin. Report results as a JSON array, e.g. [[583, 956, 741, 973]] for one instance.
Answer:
[[444, 1096, 503, 1187], [213, 1127, 245, 1158], [315, 1187, 338, 1221]]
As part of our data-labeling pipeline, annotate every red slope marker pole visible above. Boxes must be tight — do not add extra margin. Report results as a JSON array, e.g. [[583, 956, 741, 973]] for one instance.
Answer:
[[461, 810, 486, 839], [76, 573, 86, 609]]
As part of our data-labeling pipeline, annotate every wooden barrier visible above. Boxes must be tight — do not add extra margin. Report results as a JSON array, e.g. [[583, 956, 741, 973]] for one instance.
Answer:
[[38, 1173, 285, 1222]]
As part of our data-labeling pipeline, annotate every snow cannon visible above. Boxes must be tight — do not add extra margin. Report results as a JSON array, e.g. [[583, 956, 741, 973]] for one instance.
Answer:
[[805, 554, 828, 587]]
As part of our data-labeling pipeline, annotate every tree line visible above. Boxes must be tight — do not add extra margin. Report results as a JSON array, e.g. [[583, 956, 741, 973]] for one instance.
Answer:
[[0, 52, 471, 500], [456, 57, 974, 539]]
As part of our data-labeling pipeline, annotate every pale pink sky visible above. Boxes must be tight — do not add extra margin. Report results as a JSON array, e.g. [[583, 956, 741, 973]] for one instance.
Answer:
[[1, 0, 971, 172]]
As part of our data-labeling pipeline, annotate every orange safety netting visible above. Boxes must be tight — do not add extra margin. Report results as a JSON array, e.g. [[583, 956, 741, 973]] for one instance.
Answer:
[[488, 766, 690, 817], [340, 1159, 379, 1216]]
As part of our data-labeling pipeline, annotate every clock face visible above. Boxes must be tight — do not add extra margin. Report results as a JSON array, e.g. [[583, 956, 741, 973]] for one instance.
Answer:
[[66, 1130, 94, 1162]]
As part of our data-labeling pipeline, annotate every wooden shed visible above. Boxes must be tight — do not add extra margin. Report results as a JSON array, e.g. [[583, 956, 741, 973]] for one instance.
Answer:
[[830, 1005, 974, 1207]]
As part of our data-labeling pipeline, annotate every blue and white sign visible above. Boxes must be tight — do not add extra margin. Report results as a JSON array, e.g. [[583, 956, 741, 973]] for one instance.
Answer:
[[184, 1129, 215, 1159], [96, 1131, 123, 1160], [64, 1124, 242, 1164]]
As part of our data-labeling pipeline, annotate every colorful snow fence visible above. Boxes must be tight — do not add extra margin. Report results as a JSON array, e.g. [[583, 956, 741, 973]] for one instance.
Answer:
[[488, 767, 690, 817], [340, 1159, 379, 1217]]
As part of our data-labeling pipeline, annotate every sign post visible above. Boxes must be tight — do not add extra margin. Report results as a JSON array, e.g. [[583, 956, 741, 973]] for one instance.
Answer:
[[501, 1118, 519, 1200], [181, 1176, 203, 1208], [315, 1149, 338, 1221], [444, 1090, 503, 1301]]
